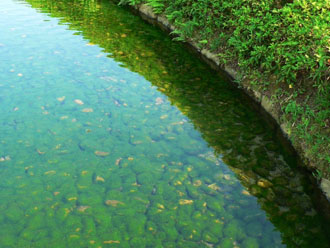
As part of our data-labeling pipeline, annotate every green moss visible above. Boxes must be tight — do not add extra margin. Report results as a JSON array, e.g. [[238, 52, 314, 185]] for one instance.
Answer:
[[245, 221, 263, 237], [185, 185, 200, 199], [137, 172, 157, 185], [34, 229, 49, 241], [53, 209, 65, 223], [17, 239, 34, 248], [119, 240, 130, 248], [217, 238, 234, 248], [82, 217, 96, 234], [177, 239, 206, 248], [65, 215, 82, 229], [127, 217, 146, 237], [241, 237, 259, 248], [162, 241, 176, 248], [206, 197, 224, 214], [130, 237, 146, 247], [164, 225, 179, 241], [179, 224, 201, 241], [155, 231, 166, 241], [191, 211, 206, 222], [107, 176, 122, 189], [0, 235, 16, 247], [5, 206, 23, 223], [202, 230, 219, 244], [20, 227, 36, 241], [208, 221, 223, 237], [27, 214, 46, 230], [223, 221, 245, 240], [50, 229, 64, 241]]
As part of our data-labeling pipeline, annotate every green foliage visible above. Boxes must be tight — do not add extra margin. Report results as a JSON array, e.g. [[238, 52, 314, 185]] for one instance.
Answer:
[[171, 20, 199, 41], [119, 0, 165, 13], [122, 0, 329, 88], [313, 169, 323, 181], [118, 0, 143, 6], [284, 100, 304, 122], [146, 0, 165, 14]]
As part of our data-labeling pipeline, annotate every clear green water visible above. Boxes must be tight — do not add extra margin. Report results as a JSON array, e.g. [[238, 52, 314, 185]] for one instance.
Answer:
[[0, 0, 329, 247]]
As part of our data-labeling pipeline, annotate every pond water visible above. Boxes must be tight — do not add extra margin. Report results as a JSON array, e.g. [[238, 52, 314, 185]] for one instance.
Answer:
[[0, 0, 329, 247]]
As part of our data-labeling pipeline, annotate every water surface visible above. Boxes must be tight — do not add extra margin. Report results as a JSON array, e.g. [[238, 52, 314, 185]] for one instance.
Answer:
[[0, 0, 329, 247]]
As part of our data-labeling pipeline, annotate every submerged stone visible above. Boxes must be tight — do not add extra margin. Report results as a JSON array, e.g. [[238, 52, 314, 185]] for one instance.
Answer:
[[95, 176, 105, 182], [217, 238, 234, 248], [57, 96, 65, 102], [179, 199, 194, 205], [206, 197, 224, 214], [130, 237, 145, 247], [94, 151, 109, 157], [44, 170, 56, 175], [105, 200, 125, 207], [82, 108, 93, 112], [77, 205, 90, 213], [245, 221, 263, 237], [186, 185, 200, 199], [74, 99, 84, 105], [257, 178, 273, 188], [223, 221, 245, 240], [241, 237, 259, 248], [208, 221, 224, 236], [104, 240, 120, 244], [202, 230, 219, 244]]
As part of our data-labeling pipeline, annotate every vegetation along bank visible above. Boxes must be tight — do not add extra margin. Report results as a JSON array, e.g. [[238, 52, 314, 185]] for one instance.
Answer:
[[116, 0, 330, 198]]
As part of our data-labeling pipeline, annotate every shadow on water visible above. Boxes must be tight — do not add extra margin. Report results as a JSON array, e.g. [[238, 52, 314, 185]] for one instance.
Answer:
[[21, 0, 330, 246]]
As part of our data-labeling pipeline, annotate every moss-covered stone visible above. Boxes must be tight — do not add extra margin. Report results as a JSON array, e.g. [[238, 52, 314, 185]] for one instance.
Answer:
[[155, 231, 166, 241], [208, 221, 224, 237], [82, 216, 96, 234], [177, 239, 206, 248], [162, 241, 177, 248], [27, 213, 46, 230], [5, 205, 23, 223], [164, 225, 179, 241], [0, 234, 16, 247], [179, 224, 202, 241], [20, 227, 36, 241], [130, 237, 146, 248], [186, 185, 200, 199], [127, 216, 146, 237], [217, 237, 234, 248], [34, 229, 49, 241], [245, 221, 263, 237], [202, 230, 219, 244], [206, 197, 224, 214], [223, 220, 245, 240], [241, 237, 259, 248]]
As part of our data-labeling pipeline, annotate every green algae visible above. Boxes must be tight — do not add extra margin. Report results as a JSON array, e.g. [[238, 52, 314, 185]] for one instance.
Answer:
[[217, 238, 234, 248], [0, 0, 328, 247], [242, 237, 260, 248]]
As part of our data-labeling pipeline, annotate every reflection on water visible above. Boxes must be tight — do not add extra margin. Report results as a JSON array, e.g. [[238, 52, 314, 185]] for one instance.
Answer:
[[0, 0, 328, 247]]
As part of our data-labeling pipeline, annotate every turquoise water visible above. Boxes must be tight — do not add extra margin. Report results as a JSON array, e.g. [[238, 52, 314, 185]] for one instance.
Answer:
[[0, 0, 329, 247]]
